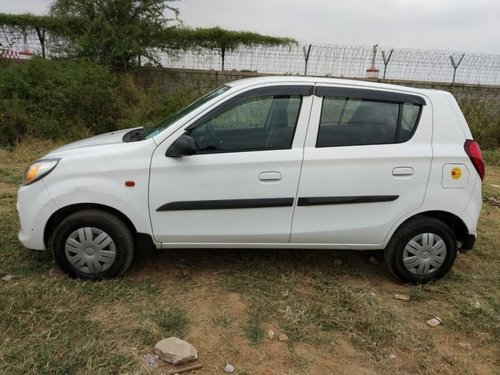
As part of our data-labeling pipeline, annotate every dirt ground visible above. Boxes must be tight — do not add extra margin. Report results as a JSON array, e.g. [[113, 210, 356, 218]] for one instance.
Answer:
[[123, 246, 498, 375]]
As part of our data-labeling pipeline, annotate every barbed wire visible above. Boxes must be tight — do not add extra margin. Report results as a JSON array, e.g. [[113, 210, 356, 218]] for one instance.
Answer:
[[1, 27, 499, 86], [159, 44, 500, 85]]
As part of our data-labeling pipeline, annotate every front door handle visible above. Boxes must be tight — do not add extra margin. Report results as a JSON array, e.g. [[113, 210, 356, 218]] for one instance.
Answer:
[[392, 167, 414, 176], [259, 171, 282, 181]]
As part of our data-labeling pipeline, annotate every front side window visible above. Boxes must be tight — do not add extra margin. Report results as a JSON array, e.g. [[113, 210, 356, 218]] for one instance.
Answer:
[[189, 95, 302, 153], [317, 96, 421, 147], [145, 86, 230, 139]]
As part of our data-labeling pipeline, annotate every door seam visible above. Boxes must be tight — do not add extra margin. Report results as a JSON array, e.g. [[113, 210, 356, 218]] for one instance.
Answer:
[[288, 92, 317, 242]]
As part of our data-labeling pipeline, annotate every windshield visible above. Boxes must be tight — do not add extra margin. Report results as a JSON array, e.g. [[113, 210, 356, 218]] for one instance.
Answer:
[[144, 85, 231, 139]]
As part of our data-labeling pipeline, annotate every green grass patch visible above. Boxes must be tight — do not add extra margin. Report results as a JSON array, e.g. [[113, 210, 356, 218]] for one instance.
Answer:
[[244, 318, 265, 346], [483, 149, 500, 167], [445, 292, 499, 343], [153, 306, 190, 338]]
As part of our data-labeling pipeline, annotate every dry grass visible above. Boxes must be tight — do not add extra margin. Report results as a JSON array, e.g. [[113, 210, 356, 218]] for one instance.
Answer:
[[0, 141, 499, 375]]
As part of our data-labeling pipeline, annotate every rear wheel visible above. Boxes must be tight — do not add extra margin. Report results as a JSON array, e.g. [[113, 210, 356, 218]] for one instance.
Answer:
[[51, 210, 134, 280], [384, 217, 457, 283]]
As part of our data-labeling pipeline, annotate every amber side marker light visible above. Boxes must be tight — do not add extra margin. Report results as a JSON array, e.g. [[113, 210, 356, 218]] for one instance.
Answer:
[[125, 180, 135, 187]]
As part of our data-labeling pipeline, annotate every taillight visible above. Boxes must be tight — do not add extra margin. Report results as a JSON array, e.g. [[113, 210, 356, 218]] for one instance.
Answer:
[[464, 140, 485, 181]]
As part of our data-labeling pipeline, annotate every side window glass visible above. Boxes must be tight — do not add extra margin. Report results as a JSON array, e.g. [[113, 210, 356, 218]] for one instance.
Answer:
[[285, 96, 302, 127], [317, 96, 421, 147], [320, 97, 362, 125], [210, 96, 272, 130], [400, 103, 421, 141], [190, 95, 302, 153]]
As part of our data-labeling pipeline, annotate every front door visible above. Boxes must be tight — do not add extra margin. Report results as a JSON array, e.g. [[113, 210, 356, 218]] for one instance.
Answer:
[[149, 85, 313, 244]]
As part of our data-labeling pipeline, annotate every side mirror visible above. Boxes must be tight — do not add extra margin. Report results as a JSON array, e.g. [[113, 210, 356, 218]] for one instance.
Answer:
[[166, 134, 198, 157]]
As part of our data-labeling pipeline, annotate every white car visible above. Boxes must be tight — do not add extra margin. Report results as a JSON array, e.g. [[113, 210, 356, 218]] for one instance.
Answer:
[[17, 77, 484, 283]]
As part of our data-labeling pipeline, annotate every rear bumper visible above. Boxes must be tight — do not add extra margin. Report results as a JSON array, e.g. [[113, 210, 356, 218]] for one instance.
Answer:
[[459, 234, 476, 253], [458, 174, 481, 254]]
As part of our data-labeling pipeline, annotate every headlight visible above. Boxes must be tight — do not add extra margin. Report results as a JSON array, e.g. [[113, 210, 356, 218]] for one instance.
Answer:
[[23, 159, 60, 186]]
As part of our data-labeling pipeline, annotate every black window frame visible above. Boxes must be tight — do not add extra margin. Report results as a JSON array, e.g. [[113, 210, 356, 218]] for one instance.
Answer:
[[185, 85, 314, 154], [315, 86, 425, 148]]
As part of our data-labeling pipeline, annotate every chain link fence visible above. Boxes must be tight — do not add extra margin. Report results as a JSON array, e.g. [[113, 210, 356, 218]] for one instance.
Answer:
[[2, 26, 500, 85]]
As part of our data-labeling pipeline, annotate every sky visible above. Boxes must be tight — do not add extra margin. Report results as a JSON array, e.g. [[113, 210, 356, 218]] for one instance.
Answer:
[[1, 0, 499, 54]]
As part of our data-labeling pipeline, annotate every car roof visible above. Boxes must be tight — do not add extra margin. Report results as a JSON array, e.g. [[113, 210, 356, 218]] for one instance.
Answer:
[[226, 76, 443, 97]]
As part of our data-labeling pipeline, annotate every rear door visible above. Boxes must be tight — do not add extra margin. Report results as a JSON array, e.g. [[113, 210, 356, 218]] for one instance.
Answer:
[[291, 86, 432, 247], [149, 85, 314, 244]]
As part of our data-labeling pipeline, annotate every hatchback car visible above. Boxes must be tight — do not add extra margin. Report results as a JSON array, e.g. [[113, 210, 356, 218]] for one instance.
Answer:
[[17, 77, 484, 282]]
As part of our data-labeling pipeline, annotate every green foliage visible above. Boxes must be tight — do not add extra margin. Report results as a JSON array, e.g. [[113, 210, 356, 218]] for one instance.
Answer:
[[166, 26, 296, 51], [0, 58, 136, 145], [165, 26, 297, 70], [153, 306, 190, 338], [244, 319, 264, 346], [459, 97, 500, 150], [1, 5, 297, 71], [50, 0, 180, 69], [0, 58, 201, 146], [483, 149, 500, 166], [0, 13, 83, 58], [0, 13, 82, 33]]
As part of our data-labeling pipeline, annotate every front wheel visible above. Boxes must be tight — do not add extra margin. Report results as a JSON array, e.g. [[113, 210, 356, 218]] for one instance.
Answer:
[[51, 210, 134, 280], [384, 217, 457, 283]]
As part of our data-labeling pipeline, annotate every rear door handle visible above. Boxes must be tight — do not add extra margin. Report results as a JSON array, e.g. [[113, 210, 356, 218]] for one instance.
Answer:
[[259, 171, 282, 181], [392, 167, 414, 176]]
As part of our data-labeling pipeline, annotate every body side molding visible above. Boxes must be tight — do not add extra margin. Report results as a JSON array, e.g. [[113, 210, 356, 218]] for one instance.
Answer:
[[157, 197, 294, 211], [158, 195, 399, 211], [297, 195, 399, 206]]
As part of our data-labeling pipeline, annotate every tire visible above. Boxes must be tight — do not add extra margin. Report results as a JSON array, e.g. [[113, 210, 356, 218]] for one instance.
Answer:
[[384, 217, 457, 283], [51, 210, 134, 280]]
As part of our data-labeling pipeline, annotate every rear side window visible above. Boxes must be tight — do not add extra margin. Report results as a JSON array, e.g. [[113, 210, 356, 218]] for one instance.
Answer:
[[400, 103, 421, 142], [317, 96, 422, 147]]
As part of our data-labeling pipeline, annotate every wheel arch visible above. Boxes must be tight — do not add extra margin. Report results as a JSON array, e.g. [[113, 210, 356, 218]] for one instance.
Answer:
[[44, 203, 140, 248], [394, 210, 469, 250]]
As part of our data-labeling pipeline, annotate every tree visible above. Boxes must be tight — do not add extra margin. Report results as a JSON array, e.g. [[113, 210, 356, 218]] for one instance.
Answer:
[[0, 13, 82, 58], [50, 0, 180, 69], [165, 27, 296, 70], [1, 3, 297, 71]]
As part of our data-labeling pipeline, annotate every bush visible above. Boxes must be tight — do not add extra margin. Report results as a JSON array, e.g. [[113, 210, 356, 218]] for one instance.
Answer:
[[0, 59, 122, 145], [0, 58, 203, 147], [0, 58, 130, 145], [459, 97, 500, 150], [483, 149, 500, 167]]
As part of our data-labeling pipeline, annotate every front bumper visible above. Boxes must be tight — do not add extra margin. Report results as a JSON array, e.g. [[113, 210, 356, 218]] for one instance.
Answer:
[[17, 181, 58, 250]]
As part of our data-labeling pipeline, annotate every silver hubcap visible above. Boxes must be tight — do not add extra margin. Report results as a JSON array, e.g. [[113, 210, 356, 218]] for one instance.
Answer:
[[65, 227, 116, 274], [403, 233, 447, 275]]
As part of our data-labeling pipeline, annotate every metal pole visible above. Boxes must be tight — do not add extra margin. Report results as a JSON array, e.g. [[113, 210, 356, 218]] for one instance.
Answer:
[[371, 44, 379, 68], [303, 44, 312, 75], [381, 49, 394, 80], [221, 47, 226, 71], [450, 53, 465, 85]]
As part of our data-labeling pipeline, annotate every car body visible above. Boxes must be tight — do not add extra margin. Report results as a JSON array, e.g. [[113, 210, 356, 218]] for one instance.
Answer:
[[17, 76, 484, 282]]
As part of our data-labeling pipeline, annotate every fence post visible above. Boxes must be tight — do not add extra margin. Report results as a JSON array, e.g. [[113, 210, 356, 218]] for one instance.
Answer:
[[303, 44, 312, 75], [450, 53, 465, 85], [381, 49, 394, 80], [221, 47, 226, 71]]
